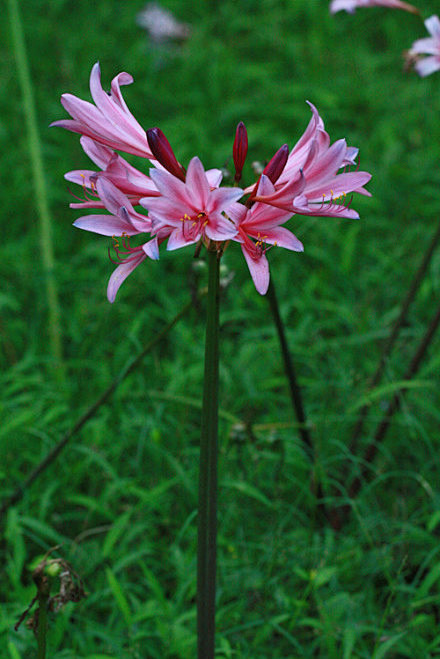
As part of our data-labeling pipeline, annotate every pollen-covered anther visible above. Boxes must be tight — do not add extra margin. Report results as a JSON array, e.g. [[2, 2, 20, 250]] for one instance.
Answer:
[[72, 173, 100, 204], [180, 210, 210, 240]]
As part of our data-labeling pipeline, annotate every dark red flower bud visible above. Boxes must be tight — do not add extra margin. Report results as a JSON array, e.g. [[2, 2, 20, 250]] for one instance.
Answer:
[[263, 144, 289, 184], [146, 127, 186, 181], [233, 121, 248, 183]]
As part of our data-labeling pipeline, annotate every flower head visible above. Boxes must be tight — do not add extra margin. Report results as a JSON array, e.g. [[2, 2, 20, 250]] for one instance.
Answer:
[[330, 0, 419, 14], [229, 176, 303, 294], [142, 156, 243, 250], [54, 64, 371, 300], [407, 15, 440, 77], [250, 103, 371, 220]]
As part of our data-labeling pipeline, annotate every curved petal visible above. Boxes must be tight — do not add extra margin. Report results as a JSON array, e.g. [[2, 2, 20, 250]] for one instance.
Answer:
[[107, 252, 146, 303], [166, 226, 198, 250], [260, 226, 304, 252], [186, 157, 210, 208], [73, 214, 138, 236], [206, 168, 223, 188], [241, 246, 270, 295], [142, 237, 160, 260], [149, 167, 194, 210], [415, 56, 440, 77]]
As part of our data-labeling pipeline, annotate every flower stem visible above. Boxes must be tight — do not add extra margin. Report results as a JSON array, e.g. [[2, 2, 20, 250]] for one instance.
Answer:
[[197, 247, 220, 659]]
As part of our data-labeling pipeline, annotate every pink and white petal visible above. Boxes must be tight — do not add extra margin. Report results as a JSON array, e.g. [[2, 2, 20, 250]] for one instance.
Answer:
[[425, 15, 440, 39], [70, 200, 106, 210], [410, 37, 439, 56], [96, 178, 135, 217], [73, 213, 138, 236], [206, 168, 223, 188], [89, 63, 147, 144], [259, 226, 304, 252], [205, 219, 237, 241], [107, 252, 146, 303], [185, 157, 211, 208], [166, 226, 198, 251], [306, 171, 372, 200], [255, 174, 276, 197], [304, 139, 348, 183], [64, 169, 98, 186], [142, 237, 160, 260], [245, 203, 293, 230], [304, 203, 360, 219], [141, 196, 189, 225], [118, 206, 151, 233], [60, 94, 113, 138], [80, 136, 114, 169], [256, 171, 305, 207], [110, 71, 135, 112], [207, 186, 244, 214], [343, 146, 359, 166], [415, 56, 440, 77], [149, 167, 193, 210], [241, 246, 270, 295], [226, 201, 248, 225]]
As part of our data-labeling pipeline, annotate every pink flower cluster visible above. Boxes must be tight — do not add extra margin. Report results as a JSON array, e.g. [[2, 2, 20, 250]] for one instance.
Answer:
[[52, 63, 371, 301]]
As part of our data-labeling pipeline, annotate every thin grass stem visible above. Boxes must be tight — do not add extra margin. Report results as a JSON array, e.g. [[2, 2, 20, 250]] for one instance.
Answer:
[[0, 297, 198, 517], [349, 219, 440, 456], [266, 277, 313, 456], [335, 300, 440, 527], [197, 248, 220, 659], [8, 0, 64, 379], [266, 277, 329, 520]]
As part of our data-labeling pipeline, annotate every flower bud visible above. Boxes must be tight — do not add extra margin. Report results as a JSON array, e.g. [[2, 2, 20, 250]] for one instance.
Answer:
[[233, 121, 248, 183], [263, 144, 289, 184], [147, 127, 186, 181]]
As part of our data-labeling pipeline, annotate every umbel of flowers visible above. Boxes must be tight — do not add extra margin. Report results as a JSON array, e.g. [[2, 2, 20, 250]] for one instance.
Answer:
[[52, 63, 371, 299]]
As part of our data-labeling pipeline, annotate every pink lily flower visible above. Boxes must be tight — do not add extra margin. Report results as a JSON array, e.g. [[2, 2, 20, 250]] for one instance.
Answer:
[[407, 16, 440, 77], [51, 63, 154, 159], [141, 156, 243, 250], [228, 176, 303, 295], [72, 176, 159, 302], [330, 0, 419, 13], [253, 104, 371, 220], [66, 137, 160, 209]]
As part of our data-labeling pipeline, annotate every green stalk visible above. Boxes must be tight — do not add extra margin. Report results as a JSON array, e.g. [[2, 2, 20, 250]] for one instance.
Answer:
[[8, 0, 64, 379], [197, 247, 220, 659]]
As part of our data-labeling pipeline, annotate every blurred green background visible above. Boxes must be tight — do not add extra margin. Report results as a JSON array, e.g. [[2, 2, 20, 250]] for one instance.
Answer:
[[2, 0, 440, 657]]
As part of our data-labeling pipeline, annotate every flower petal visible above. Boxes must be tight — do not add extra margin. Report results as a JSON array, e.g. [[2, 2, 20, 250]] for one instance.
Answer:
[[107, 252, 146, 303], [241, 246, 270, 295]]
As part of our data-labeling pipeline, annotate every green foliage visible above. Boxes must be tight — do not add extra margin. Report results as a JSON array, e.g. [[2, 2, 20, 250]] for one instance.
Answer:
[[2, 0, 440, 656]]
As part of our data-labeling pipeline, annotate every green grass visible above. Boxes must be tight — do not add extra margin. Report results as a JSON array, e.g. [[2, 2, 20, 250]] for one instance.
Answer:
[[2, 0, 440, 656]]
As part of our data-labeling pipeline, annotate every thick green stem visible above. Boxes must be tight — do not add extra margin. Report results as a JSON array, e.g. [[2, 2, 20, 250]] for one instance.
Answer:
[[197, 248, 220, 659]]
